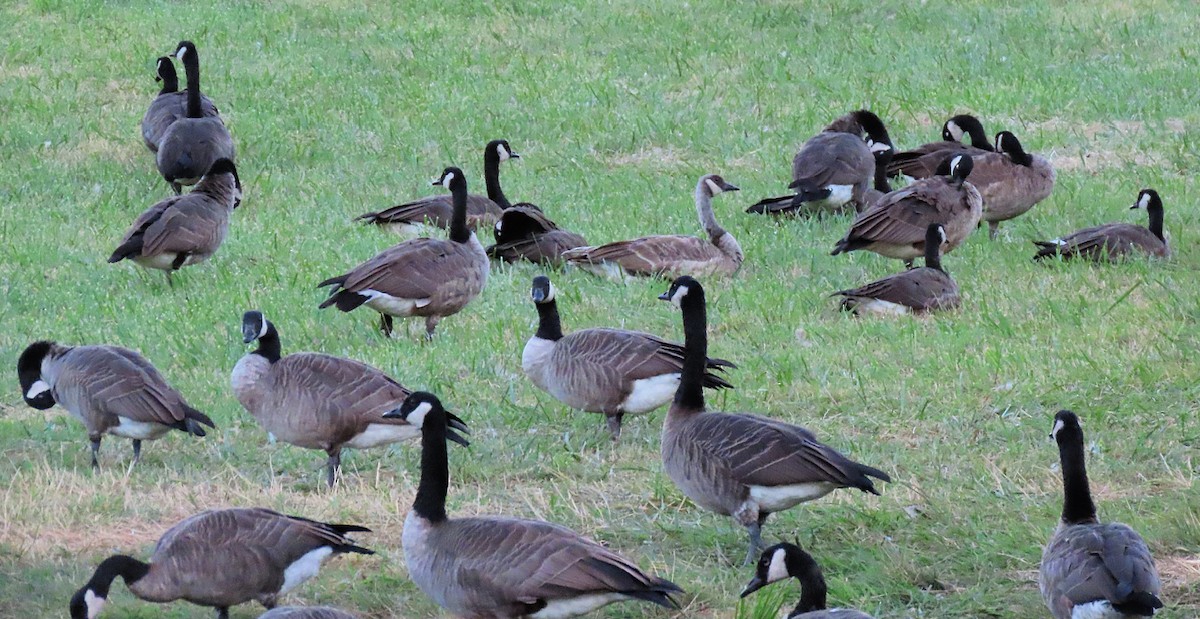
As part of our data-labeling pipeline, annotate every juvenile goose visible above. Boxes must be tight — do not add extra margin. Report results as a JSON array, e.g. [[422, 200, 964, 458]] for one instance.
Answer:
[[319, 166, 489, 338], [486, 202, 587, 266], [258, 607, 358, 619], [886, 114, 993, 179], [562, 174, 742, 278], [1034, 189, 1168, 261], [141, 55, 219, 154], [523, 275, 734, 439], [156, 41, 236, 195], [69, 508, 373, 619], [232, 311, 468, 487], [741, 543, 874, 619], [659, 277, 891, 564], [834, 224, 960, 315], [386, 391, 683, 618], [17, 340, 214, 470], [1040, 410, 1163, 619], [356, 139, 517, 234]]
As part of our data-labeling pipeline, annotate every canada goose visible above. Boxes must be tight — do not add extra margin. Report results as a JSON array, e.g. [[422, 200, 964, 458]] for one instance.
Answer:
[[1034, 189, 1168, 261], [319, 166, 490, 338], [886, 114, 993, 179], [523, 275, 734, 438], [834, 223, 960, 315], [141, 55, 219, 154], [109, 158, 242, 285], [741, 543, 874, 619], [68, 508, 373, 619], [258, 607, 358, 619], [969, 131, 1057, 238], [658, 277, 891, 565], [561, 174, 742, 278], [1040, 410, 1163, 619], [486, 202, 587, 266], [831, 154, 982, 268], [17, 341, 214, 470], [356, 139, 517, 234], [232, 311, 468, 487], [385, 391, 683, 618], [156, 41, 236, 195]]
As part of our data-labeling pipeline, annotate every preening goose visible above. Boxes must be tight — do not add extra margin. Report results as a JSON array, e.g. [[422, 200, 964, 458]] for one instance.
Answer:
[[658, 277, 891, 565], [886, 114, 993, 179], [562, 174, 742, 278], [231, 311, 468, 487], [1034, 189, 1168, 261], [834, 223, 960, 315], [156, 41, 236, 195], [17, 341, 214, 470], [258, 607, 358, 619], [68, 508, 373, 619], [386, 391, 683, 618], [741, 543, 874, 619], [319, 166, 490, 338], [141, 55, 219, 154], [950, 131, 1055, 238], [486, 202, 587, 266], [522, 275, 734, 439], [357, 139, 517, 234], [1039, 410, 1163, 619]]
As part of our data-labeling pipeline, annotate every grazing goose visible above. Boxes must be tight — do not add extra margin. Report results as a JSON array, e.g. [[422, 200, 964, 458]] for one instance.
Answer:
[[831, 154, 982, 268], [258, 607, 358, 619], [658, 277, 891, 564], [69, 508, 373, 619], [385, 391, 683, 618], [1040, 410, 1163, 619], [522, 275, 734, 439], [486, 202, 587, 266], [834, 224, 960, 315], [141, 55, 219, 154], [561, 174, 742, 278], [17, 340, 214, 470], [1034, 189, 1168, 261], [886, 114, 993, 179], [741, 543, 874, 619], [356, 139, 517, 234], [232, 311, 468, 487], [319, 166, 490, 338], [156, 41, 236, 195]]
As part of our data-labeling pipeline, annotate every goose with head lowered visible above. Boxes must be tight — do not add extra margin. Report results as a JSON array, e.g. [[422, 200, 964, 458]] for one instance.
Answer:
[[69, 508, 373, 619], [522, 275, 734, 439], [1034, 189, 1168, 261], [155, 41, 236, 195], [741, 542, 874, 619], [319, 166, 490, 338], [834, 223, 960, 316], [258, 607, 358, 619], [486, 202, 587, 266], [658, 277, 891, 565], [141, 55, 219, 154], [886, 114, 993, 180], [386, 391, 683, 618]]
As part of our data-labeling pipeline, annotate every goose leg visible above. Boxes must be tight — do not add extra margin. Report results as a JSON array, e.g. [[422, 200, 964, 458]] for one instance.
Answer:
[[89, 437, 102, 471], [743, 522, 764, 566], [165, 272, 175, 288], [379, 313, 394, 337], [988, 220, 1000, 240], [132, 439, 142, 465], [171, 181, 182, 195], [325, 448, 341, 488], [214, 607, 229, 619], [424, 316, 441, 340], [605, 413, 624, 441]]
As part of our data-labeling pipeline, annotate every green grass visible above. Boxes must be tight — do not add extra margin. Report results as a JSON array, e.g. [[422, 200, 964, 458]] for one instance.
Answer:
[[2, 0, 1199, 617]]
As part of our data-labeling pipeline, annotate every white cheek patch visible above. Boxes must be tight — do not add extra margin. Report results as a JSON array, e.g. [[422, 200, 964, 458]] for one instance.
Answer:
[[1051, 418, 1065, 439], [497, 144, 510, 161], [670, 285, 690, 307], [258, 318, 269, 339], [494, 220, 503, 233], [544, 281, 557, 301], [84, 590, 105, 619], [946, 120, 963, 141], [407, 401, 433, 427], [950, 155, 964, 174], [705, 178, 723, 195], [938, 227, 947, 245], [25, 379, 50, 400], [869, 140, 891, 154], [1137, 193, 1150, 209], [442, 171, 455, 186], [176, 46, 188, 62], [766, 548, 789, 583]]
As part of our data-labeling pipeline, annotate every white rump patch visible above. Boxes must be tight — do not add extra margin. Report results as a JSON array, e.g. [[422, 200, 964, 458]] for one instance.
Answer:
[[766, 547, 790, 584], [25, 379, 50, 400], [852, 298, 913, 317], [529, 592, 631, 618], [132, 253, 182, 272], [749, 482, 839, 511], [945, 119, 963, 141], [280, 546, 333, 594], [362, 290, 429, 315], [1051, 418, 1065, 440], [111, 416, 170, 440], [670, 285, 690, 307], [1069, 600, 1119, 619], [406, 401, 433, 428], [621, 373, 682, 414], [825, 184, 854, 206], [705, 178, 724, 195], [345, 422, 420, 448], [84, 589, 106, 619]]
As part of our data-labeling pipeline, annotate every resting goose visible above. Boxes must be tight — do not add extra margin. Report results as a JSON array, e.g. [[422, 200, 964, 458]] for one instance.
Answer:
[[141, 55, 219, 154], [940, 131, 1055, 238], [834, 223, 960, 315], [1039, 410, 1163, 619], [386, 391, 683, 618], [69, 508, 373, 619], [1034, 189, 1168, 261], [658, 277, 891, 564], [741, 543, 874, 619], [486, 202, 587, 266], [155, 41, 236, 195], [17, 340, 214, 470], [886, 114, 993, 179], [258, 607, 358, 619]]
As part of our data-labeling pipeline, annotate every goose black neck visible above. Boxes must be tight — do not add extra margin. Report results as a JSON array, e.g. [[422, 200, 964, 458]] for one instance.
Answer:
[[853, 110, 892, 148], [413, 409, 451, 523], [448, 180, 471, 244], [675, 287, 708, 411], [159, 68, 179, 95], [1007, 145, 1032, 167], [924, 232, 943, 271], [182, 54, 202, 119], [483, 148, 511, 209], [792, 558, 829, 614], [965, 120, 993, 151], [535, 300, 563, 341], [1057, 429, 1098, 525], [88, 555, 150, 597], [873, 155, 893, 193], [253, 323, 282, 363], [1148, 203, 1165, 242]]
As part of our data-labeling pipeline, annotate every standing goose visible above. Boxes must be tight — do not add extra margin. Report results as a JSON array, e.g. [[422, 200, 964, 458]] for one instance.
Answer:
[[356, 139, 517, 234], [741, 543, 874, 619], [1034, 189, 1168, 261], [834, 223, 960, 315], [140, 55, 219, 154], [232, 311, 468, 487], [951, 131, 1056, 238], [1040, 410, 1163, 619], [886, 114, 993, 179], [486, 202, 587, 266], [658, 277, 891, 564], [17, 341, 214, 470], [561, 174, 742, 278], [156, 41, 236, 195], [385, 391, 683, 618], [318, 166, 490, 338], [522, 275, 735, 439], [258, 607, 358, 619], [68, 508, 373, 619]]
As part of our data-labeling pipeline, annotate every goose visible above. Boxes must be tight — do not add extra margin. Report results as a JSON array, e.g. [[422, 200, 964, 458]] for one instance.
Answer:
[[141, 55, 219, 154], [17, 340, 214, 470], [741, 543, 874, 619], [971, 131, 1056, 238], [1040, 410, 1163, 619], [156, 41, 236, 195], [834, 223, 960, 315], [109, 158, 242, 285], [1034, 189, 1168, 261], [561, 174, 742, 278], [232, 310, 468, 487], [356, 139, 517, 234], [658, 277, 891, 564], [258, 607, 358, 619], [385, 391, 683, 618], [831, 154, 982, 268], [522, 275, 734, 439], [886, 114, 993, 179], [486, 202, 587, 266], [318, 166, 490, 338], [68, 508, 373, 619]]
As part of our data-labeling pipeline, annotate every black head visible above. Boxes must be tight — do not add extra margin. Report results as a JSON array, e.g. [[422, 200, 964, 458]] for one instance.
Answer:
[[240, 310, 270, 344], [742, 542, 809, 597], [658, 275, 702, 308], [173, 41, 198, 64], [1051, 409, 1082, 443], [383, 392, 470, 446], [1130, 188, 1161, 211], [486, 139, 519, 162], [942, 114, 986, 145], [154, 56, 176, 83], [851, 109, 893, 148], [699, 174, 739, 197], [936, 154, 973, 182], [926, 223, 947, 248], [431, 166, 467, 191], [69, 586, 97, 619], [994, 131, 1030, 165], [530, 275, 556, 304], [17, 341, 56, 410]]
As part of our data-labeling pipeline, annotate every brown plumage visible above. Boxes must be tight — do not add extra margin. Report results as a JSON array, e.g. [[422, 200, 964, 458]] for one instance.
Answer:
[[741, 543, 875, 619], [155, 41, 235, 195], [258, 608, 358, 619], [486, 203, 587, 266], [1034, 189, 1168, 261], [886, 114, 993, 179], [835, 223, 960, 315], [952, 131, 1055, 238], [141, 56, 220, 154]]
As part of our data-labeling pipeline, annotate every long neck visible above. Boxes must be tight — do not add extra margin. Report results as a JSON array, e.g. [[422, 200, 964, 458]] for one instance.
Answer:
[[924, 235, 943, 271], [194, 173, 238, 207], [792, 562, 829, 614], [254, 323, 282, 363], [89, 555, 150, 597], [413, 412, 450, 523], [694, 185, 724, 238], [160, 70, 178, 95], [674, 290, 708, 411], [448, 181, 471, 244], [483, 150, 511, 209], [966, 123, 993, 151], [535, 300, 563, 340], [873, 157, 892, 193], [1058, 432, 1098, 525], [1147, 203, 1165, 242], [182, 56, 202, 118]]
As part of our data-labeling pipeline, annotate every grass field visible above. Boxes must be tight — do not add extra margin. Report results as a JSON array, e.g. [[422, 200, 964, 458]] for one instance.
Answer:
[[2, 0, 1199, 617]]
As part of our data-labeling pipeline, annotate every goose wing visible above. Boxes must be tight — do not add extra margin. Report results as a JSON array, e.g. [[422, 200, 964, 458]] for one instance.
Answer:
[[840, 180, 953, 247], [53, 346, 191, 427], [138, 198, 227, 257], [357, 194, 499, 229], [835, 268, 959, 311], [1041, 523, 1162, 617], [261, 353, 413, 432], [557, 328, 733, 385], [326, 238, 480, 300], [790, 132, 872, 191], [563, 235, 724, 276]]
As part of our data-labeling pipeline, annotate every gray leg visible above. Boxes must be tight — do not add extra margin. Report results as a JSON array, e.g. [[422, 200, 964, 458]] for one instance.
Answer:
[[215, 607, 229, 619], [165, 272, 175, 288], [988, 220, 1000, 240], [132, 439, 142, 465], [171, 182, 182, 195], [379, 313, 393, 337], [325, 449, 341, 488], [606, 413, 624, 441], [424, 316, 441, 340], [744, 520, 764, 566], [90, 438, 102, 471]]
